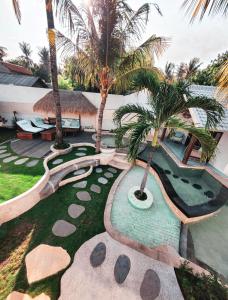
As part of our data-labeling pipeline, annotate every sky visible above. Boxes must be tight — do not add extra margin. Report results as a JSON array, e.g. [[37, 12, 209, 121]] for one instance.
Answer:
[[0, 0, 227, 70]]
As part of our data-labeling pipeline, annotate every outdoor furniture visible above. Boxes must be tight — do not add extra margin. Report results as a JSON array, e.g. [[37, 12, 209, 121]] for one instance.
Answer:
[[41, 128, 56, 141], [62, 118, 81, 136], [17, 120, 44, 133], [169, 130, 185, 143], [190, 148, 202, 161], [31, 117, 55, 130], [16, 131, 34, 140]]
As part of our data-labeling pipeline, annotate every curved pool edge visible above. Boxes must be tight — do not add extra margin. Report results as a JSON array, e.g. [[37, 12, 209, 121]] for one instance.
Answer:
[[104, 162, 212, 277]]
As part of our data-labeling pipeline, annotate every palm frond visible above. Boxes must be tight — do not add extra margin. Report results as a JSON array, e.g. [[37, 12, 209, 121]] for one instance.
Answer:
[[12, 0, 21, 24], [166, 116, 217, 161], [217, 60, 228, 100]]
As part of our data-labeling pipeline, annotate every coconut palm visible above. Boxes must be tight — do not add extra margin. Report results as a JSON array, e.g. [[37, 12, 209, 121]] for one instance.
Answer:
[[114, 71, 224, 197], [57, 0, 168, 153], [18, 42, 33, 68], [185, 57, 202, 79], [164, 62, 175, 82]]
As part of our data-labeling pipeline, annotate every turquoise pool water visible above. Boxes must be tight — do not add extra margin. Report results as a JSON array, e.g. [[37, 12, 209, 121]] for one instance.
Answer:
[[111, 166, 181, 250], [101, 135, 128, 148]]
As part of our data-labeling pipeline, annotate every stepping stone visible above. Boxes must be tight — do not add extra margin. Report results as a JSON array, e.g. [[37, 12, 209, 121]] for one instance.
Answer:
[[164, 169, 171, 175], [3, 156, 18, 163], [52, 220, 76, 237], [193, 183, 202, 190], [52, 158, 63, 165], [95, 167, 103, 173], [90, 242, 106, 268], [78, 147, 87, 151], [173, 174, 179, 178], [108, 167, 117, 174], [73, 181, 87, 188], [98, 177, 108, 185], [0, 149, 7, 154], [74, 168, 86, 176], [75, 152, 86, 157], [104, 172, 113, 178], [68, 204, 85, 219], [26, 159, 39, 167], [90, 184, 101, 194], [14, 158, 29, 165], [25, 244, 71, 284], [181, 178, 189, 184], [114, 255, 131, 284], [0, 153, 11, 158], [76, 191, 91, 201], [140, 269, 161, 300], [7, 291, 50, 300], [204, 190, 214, 198], [0, 145, 7, 150]]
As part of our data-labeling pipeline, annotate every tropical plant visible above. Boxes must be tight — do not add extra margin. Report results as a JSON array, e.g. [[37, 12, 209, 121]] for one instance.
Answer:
[[164, 62, 175, 82], [176, 57, 201, 81], [57, 0, 168, 152], [114, 71, 224, 198], [37, 46, 50, 82], [0, 46, 7, 61], [18, 41, 33, 69]]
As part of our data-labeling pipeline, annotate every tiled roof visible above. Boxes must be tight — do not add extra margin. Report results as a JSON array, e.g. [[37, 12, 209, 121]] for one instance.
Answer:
[[0, 73, 47, 87], [0, 62, 32, 75], [189, 85, 228, 132]]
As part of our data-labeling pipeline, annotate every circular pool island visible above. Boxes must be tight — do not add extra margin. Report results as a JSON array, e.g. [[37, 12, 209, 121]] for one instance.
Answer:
[[128, 186, 153, 210]]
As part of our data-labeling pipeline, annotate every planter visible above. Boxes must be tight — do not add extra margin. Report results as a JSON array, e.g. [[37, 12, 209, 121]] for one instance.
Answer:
[[128, 186, 153, 210], [50, 144, 73, 155]]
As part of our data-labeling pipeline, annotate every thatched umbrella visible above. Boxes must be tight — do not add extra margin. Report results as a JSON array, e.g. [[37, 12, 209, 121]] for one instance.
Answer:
[[33, 90, 97, 115]]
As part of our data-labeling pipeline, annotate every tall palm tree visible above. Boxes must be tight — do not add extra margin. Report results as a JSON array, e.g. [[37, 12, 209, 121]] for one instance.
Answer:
[[165, 62, 175, 82], [185, 57, 202, 79], [114, 71, 224, 197], [19, 41, 33, 68], [57, 0, 168, 153]]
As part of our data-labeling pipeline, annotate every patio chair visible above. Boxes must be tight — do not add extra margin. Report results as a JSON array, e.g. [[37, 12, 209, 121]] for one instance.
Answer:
[[17, 120, 44, 134], [169, 130, 185, 143], [62, 118, 81, 136], [31, 117, 55, 130]]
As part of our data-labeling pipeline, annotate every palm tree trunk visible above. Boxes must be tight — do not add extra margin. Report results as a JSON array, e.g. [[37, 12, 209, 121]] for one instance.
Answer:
[[139, 128, 159, 196], [45, 0, 63, 147]]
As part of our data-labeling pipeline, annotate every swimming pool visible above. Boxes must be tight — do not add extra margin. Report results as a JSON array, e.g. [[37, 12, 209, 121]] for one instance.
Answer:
[[111, 166, 181, 250], [139, 146, 227, 217]]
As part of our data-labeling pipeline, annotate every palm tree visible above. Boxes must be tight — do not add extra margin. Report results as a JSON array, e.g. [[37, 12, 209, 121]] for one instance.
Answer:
[[56, 1, 168, 153], [114, 71, 224, 198], [19, 42, 33, 69], [185, 57, 202, 79], [165, 62, 175, 82], [0, 46, 7, 61]]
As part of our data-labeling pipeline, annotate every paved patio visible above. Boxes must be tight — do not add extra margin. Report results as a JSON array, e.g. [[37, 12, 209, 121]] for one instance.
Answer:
[[11, 132, 94, 158]]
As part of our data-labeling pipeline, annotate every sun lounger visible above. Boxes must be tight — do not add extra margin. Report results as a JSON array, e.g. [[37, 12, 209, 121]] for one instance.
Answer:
[[169, 130, 185, 143], [17, 120, 44, 133], [62, 118, 81, 135], [31, 117, 55, 130]]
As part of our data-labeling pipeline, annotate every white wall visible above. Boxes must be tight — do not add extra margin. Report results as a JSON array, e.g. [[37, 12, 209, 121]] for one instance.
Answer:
[[210, 132, 228, 175]]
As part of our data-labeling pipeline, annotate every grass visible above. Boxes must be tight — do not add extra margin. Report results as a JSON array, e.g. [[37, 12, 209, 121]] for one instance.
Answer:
[[0, 165, 121, 300], [175, 262, 228, 300], [0, 128, 16, 144], [0, 143, 44, 203], [47, 146, 95, 169]]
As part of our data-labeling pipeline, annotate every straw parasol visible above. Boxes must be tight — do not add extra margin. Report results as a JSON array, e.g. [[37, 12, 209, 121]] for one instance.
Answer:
[[33, 90, 97, 115]]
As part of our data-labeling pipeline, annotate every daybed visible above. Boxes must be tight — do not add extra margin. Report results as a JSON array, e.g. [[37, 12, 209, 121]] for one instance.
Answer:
[[31, 117, 55, 130], [16, 119, 44, 139]]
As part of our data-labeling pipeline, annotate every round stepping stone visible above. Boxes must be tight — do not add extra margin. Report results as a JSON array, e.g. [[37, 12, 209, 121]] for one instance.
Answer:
[[52, 158, 63, 165], [164, 169, 171, 174], [0, 145, 7, 149], [181, 178, 189, 184], [0, 153, 11, 159], [76, 191, 91, 201], [173, 174, 179, 178], [90, 184, 101, 194], [78, 147, 87, 151], [75, 152, 86, 157], [14, 158, 29, 165], [108, 167, 117, 174], [74, 168, 86, 176], [98, 177, 108, 185], [73, 180, 87, 188], [0, 149, 7, 154], [68, 204, 85, 219], [90, 242, 106, 268], [104, 172, 113, 178], [3, 156, 18, 163], [193, 183, 202, 190], [204, 190, 214, 198], [95, 167, 103, 173], [114, 255, 131, 284], [140, 269, 161, 300], [52, 220, 76, 237], [26, 159, 39, 167]]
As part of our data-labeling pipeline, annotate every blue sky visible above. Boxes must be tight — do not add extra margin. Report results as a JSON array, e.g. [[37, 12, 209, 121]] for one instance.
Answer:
[[0, 0, 227, 70]]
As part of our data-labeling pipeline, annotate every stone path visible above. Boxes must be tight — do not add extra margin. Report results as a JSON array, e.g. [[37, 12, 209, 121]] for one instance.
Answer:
[[90, 184, 101, 194], [0, 153, 11, 158], [74, 168, 86, 176], [25, 244, 71, 284], [0, 145, 7, 150], [98, 177, 108, 185], [68, 204, 85, 219], [108, 167, 117, 174], [0, 149, 7, 154], [26, 159, 39, 167], [95, 167, 103, 173], [77, 191, 91, 201], [52, 220, 76, 237], [59, 232, 184, 300], [14, 157, 29, 165], [75, 152, 86, 157], [73, 180, 87, 188], [78, 147, 87, 151], [3, 156, 18, 163], [104, 172, 113, 178], [52, 158, 63, 165]]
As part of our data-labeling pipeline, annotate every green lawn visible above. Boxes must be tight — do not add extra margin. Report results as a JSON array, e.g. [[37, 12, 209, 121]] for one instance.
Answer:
[[47, 146, 95, 169], [0, 128, 16, 143], [0, 166, 121, 300], [0, 143, 44, 203]]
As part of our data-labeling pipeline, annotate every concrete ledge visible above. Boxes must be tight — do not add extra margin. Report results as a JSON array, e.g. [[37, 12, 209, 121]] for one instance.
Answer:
[[59, 165, 94, 187]]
